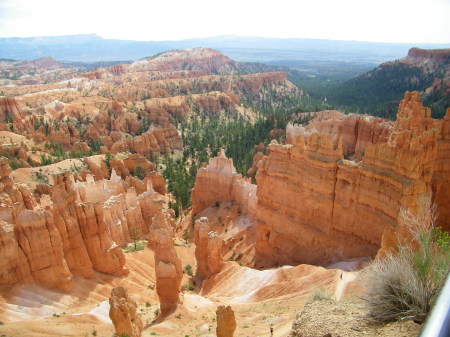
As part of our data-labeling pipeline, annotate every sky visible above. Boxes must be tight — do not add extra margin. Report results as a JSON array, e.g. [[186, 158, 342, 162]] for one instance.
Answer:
[[0, 0, 449, 43]]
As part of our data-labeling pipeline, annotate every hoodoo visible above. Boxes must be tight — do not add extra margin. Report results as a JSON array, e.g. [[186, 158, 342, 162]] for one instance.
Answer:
[[109, 286, 143, 337], [216, 305, 237, 337], [194, 216, 223, 281], [152, 207, 183, 315]]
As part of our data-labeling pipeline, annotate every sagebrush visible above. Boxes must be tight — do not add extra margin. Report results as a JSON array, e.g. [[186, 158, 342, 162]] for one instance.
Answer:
[[362, 204, 450, 323]]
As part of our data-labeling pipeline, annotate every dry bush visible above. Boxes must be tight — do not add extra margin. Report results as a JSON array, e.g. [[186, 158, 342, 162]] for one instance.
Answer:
[[362, 203, 450, 323], [310, 287, 332, 301]]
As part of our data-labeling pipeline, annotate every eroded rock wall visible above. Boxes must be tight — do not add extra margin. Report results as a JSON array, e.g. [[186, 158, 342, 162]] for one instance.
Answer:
[[256, 92, 445, 266], [194, 217, 223, 281], [0, 157, 165, 290], [432, 108, 450, 232], [191, 150, 257, 217]]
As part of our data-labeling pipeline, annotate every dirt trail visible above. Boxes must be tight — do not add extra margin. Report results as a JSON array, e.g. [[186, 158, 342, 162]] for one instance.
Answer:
[[334, 271, 358, 300]]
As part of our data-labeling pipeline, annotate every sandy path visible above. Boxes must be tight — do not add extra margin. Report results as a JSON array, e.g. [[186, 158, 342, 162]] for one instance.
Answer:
[[334, 271, 358, 300]]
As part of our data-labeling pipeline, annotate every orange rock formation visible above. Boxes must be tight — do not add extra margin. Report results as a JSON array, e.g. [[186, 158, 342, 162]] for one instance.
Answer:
[[152, 207, 183, 315], [255, 92, 448, 266], [194, 217, 223, 281], [191, 150, 256, 217], [191, 92, 450, 268], [109, 286, 143, 337], [432, 108, 450, 231], [0, 157, 167, 289], [216, 305, 237, 337]]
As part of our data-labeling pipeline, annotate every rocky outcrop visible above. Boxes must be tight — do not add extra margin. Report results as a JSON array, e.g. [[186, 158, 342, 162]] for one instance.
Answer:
[[130, 48, 239, 74], [152, 207, 182, 315], [216, 305, 237, 337], [0, 97, 33, 132], [108, 126, 182, 155], [194, 217, 223, 281], [287, 111, 392, 161], [432, 108, 450, 232], [15, 209, 73, 291], [191, 150, 257, 217], [402, 48, 450, 65], [0, 155, 167, 289], [0, 159, 72, 290], [255, 92, 444, 267], [109, 286, 143, 337], [0, 221, 32, 285], [76, 201, 128, 276], [49, 173, 94, 279]]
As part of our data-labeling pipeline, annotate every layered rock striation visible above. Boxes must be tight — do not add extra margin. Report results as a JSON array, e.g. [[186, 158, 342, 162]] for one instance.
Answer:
[[0, 157, 165, 290], [432, 108, 450, 231], [287, 110, 392, 161], [191, 150, 257, 217], [255, 91, 448, 266]]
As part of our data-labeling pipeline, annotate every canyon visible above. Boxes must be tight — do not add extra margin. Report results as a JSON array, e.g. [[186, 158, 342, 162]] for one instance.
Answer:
[[0, 47, 448, 337], [191, 91, 450, 268]]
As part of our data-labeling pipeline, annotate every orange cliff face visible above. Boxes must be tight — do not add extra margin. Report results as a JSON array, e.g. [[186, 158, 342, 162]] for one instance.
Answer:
[[255, 91, 448, 267], [191, 149, 257, 217], [432, 107, 450, 231], [189, 92, 449, 268], [0, 156, 167, 290]]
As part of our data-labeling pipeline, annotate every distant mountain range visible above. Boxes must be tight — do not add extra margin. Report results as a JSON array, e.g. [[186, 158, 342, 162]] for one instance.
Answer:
[[1, 34, 449, 64]]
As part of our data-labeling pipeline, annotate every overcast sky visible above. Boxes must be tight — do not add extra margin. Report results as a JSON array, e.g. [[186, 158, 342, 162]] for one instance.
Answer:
[[0, 0, 449, 43]]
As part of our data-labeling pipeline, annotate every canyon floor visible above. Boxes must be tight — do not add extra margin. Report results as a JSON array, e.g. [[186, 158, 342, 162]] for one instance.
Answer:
[[0, 238, 366, 337]]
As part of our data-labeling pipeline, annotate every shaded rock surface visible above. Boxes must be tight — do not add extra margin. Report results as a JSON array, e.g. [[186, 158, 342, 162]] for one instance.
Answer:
[[109, 286, 143, 337], [152, 207, 182, 315], [191, 149, 256, 217], [256, 92, 446, 266], [0, 155, 165, 290], [216, 305, 237, 337], [194, 217, 223, 281]]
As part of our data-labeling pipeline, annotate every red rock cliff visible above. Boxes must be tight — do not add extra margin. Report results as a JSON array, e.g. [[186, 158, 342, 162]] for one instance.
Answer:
[[191, 150, 257, 217], [255, 92, 443, 267], [0, 158, 166, 289]]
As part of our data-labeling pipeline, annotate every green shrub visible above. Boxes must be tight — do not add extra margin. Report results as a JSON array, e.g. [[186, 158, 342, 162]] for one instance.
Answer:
[[183, 264, 193, 276], [131, 165, 145, 180], [181, 284, 194, 291], [362, 204, 450, 323], [122, 240, 146, 253]]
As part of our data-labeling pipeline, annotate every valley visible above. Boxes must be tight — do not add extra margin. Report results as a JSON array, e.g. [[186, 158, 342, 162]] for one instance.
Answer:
[[0, 45, 449, 337]]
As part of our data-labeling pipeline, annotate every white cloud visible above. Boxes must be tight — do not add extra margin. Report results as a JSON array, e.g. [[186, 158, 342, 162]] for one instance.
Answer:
[[0, 0, 449, 43]]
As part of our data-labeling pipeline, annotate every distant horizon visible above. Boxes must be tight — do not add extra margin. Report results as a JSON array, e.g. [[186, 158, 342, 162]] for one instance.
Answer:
[[1, 0, 449, 44], [2, 33, 450, 47]]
